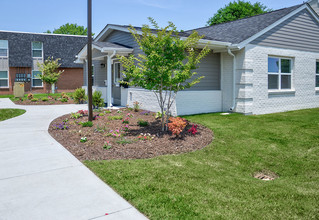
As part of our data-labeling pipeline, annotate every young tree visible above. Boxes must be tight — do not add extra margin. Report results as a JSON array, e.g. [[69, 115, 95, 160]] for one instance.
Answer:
[[119, 18, 210, 131], [37, 57, 64, 94], [207, 0, 271, 26], [45, 23, 93, 36]]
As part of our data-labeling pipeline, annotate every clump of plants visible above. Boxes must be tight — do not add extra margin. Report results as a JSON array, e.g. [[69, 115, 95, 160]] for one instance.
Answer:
[[106, 129, 122, 138], [73, 88, 87, 104], [31, 98, 39, 102], [92, 91, 104, 108], [122, 117, 130, 124], [116, 137, 133, 145], [95, 125, 108, 133], [137, 133, 155, 141], [133, 101, 140, 112], [188, 124, 198, 135], [71, 112, 82, 119], [167, 117, 188, 137], [53, 122, 68, 130], [138, 119, 149, 127], [77, 110, 88, 116], [108, 115, 123, 120], [60, 98, 68, 103], [126, 113, 134, 118], [140, 110, 150, 115], [61, 92, 69, 100], [27, 93, 33, 100], [80, 137, 87, 143], [41, 97, 49, 102], [81, 121, 93, 127], [103, 141, 112, 149]]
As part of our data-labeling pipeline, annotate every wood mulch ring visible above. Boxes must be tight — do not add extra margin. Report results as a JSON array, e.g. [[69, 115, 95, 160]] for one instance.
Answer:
[[48, 108, 213, 161]]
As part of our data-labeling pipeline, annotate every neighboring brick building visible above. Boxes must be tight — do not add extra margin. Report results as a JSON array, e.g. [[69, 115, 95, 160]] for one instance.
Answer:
[[0, 31, 87, 95]]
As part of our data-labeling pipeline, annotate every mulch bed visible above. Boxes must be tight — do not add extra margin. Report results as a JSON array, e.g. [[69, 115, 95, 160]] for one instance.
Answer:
[[12, 98, 75, 105], [48, 108, 213, 160]]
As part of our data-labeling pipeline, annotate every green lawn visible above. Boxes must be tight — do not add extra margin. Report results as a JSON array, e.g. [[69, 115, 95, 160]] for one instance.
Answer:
[[0, 109, 26, 121], [85, 108, 319, 219], [0, 92, 72, 102]]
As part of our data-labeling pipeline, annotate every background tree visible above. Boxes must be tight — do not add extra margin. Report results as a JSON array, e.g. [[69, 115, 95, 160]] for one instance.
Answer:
[[46, 23, 93, 36], [207, 0, 271, 26], [119, 18, 210, 131], [37, 57, 64, 94]]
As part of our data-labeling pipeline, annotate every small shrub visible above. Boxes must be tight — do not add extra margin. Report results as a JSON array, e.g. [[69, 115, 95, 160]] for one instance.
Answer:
[[92, 91, 104, 108], [108, 115, 123, 120], [81, 121, 93, 127], [62, 94, 69, 100], [80, 137, 87, 143], [188, 124, 198, 135], [60, 98, 68, 102], [99, 113, 105, 116], [41, 97, 49, 102], [31, 98, 38, 102], [155, 111, 166, 119], [73, 88, 87, 104], [167, 117, 187, 137], [27, 93, 33, 100], [133, 101, 140, 112], [122, 124, 129, 132], [137, 119, 149, 127], [137, 133, 155, 141], [122, 117, 130, 124], [126, 113, 134, 118], [104, 110, 111, 114], [77, 110, 88, 115], [71, 112, 82, 119]]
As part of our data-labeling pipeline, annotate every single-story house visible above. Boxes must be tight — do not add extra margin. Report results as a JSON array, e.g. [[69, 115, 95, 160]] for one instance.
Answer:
[[0, 31, 87, 95], [76, 0, 319, 115]]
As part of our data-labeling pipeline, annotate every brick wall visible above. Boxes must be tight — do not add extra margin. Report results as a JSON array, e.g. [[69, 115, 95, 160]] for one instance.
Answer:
[[56, 68, 83, 91]]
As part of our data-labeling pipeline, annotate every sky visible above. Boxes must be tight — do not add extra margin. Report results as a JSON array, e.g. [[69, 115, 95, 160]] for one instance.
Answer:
[[0, 0, 305, 35]]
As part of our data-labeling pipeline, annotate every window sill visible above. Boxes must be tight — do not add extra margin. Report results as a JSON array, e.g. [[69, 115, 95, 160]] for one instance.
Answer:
[[315, 88, 319, 92], [268, 89, 296, 95]]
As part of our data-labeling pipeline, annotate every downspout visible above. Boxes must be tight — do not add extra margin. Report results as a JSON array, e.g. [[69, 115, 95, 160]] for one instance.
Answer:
[[227, 47, 236, 111], [106, 50, 116, 108]]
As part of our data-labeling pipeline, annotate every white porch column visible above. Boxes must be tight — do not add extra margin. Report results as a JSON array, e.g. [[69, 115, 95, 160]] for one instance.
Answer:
[[107, 55, 112, 107]]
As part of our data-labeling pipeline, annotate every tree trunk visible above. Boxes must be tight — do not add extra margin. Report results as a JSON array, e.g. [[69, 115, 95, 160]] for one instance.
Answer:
[[51, 83, 55, 94]]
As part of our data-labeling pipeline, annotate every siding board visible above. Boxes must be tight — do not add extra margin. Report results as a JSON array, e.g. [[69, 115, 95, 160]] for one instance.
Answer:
[[251, 9, 319, 53]]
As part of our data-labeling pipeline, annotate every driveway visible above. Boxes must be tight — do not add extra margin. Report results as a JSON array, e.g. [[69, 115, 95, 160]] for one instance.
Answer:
[[0, 98, 147, 220]]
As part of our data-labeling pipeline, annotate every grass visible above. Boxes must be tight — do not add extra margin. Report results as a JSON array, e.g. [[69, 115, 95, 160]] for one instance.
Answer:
[[0, 109, 26, 121], [0, 93, 72, 102], [84, 108, 319, 219]]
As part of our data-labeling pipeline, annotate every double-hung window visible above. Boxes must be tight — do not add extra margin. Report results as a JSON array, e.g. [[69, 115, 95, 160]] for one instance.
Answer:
[[268, 57, 292, 90], [0, 71, 8, 87], [316, 61, 319, 88], [32, 70, 43, 87], [0, 40, 8, 57], [32, 42, 43, 58]]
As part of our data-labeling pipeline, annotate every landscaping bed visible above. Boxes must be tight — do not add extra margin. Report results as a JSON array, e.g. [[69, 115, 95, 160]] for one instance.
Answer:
[[49, 108, 213, 160], [10, 92, 75, 105]]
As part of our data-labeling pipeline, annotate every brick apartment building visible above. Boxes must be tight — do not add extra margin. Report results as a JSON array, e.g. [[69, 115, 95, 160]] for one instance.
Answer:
[[0, 31, 87, 95]]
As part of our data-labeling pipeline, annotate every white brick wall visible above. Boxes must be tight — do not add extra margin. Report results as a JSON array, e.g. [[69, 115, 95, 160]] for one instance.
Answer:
[[242, 44, 319, 115]]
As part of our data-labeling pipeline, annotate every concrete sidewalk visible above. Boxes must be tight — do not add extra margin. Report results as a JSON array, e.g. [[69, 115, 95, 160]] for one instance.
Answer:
[[0, 98, 147, 220]]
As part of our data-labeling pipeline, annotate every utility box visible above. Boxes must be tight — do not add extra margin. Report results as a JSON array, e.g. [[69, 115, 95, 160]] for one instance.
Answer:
[[13, 82, 25, 98]]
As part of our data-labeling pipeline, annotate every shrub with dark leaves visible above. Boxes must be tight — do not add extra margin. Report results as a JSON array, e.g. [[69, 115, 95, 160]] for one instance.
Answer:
[[188, 124, 198, 135]]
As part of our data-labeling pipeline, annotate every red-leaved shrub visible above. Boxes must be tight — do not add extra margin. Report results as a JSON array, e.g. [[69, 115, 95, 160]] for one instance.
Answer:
[[167, 117, 187, 137], [188, 124, 198, 135]]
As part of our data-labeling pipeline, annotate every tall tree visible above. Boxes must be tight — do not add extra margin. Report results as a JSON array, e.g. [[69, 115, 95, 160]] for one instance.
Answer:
[[46, 23, 91, 36], [207, 0, 271, 26], [119, 18, 210, 131]]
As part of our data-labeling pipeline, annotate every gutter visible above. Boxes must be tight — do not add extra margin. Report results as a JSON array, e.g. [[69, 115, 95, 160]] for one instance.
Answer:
[[227, 47, 236, 111]]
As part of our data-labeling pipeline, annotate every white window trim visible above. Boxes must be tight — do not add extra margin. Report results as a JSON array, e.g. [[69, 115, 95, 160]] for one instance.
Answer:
[[31, 70, 43, 87], [0, 40, 8, 58], [0, 70, 9, 88], [113, 61, 121, 87], [32, 41, 43, 58], [268, 56, 293, 91], [316, 61, 319, 89]]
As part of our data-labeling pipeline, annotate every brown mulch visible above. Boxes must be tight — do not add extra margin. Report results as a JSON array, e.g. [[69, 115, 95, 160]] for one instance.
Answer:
[[13, 98, 75, 105], [48, 108, 213, 161]]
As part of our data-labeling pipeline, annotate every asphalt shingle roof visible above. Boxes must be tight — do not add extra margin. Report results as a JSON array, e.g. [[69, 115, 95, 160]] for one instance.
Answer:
[[184, 4, 304, 44]]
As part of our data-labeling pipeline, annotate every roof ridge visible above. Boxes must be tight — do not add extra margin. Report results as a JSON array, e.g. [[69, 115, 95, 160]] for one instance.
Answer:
[[186, 3, 305, 32], [0, 30, 87, 37]]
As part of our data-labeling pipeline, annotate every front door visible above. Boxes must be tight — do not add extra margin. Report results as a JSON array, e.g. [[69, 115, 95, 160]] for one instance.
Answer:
[[112, 62, 121, 106]]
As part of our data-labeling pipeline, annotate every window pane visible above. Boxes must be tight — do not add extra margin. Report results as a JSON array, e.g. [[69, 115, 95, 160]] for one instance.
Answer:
[[0, 71, 8, 78], [281, 75, 291, 89], [0, 79, 8, 87], [0, 40, 8, 49], [32, 42, 42, 50], [0, 49, 7, 56], [33, 79, 42, 87], [268, 57, 279, 73], [316, 75, 319, 87], [281, 59, 291, 73], [32, 50, 42, 57], [316, 62, 319, 74], [268, 74, 278, 89]]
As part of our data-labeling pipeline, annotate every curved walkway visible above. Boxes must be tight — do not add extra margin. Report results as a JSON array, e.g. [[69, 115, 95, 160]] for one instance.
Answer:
[[0, 98, 147, 220]]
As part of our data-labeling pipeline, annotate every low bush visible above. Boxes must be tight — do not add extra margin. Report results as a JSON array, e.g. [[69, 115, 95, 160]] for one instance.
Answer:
[[60, 98, 68, 103], [167, 117, 187, 137], [108, 115, 123, 120], [73, 88, 87, 104], [27, 93, 33, 100], [31, 98, 38, 102], [92, 91, 104, 108], [41, 97, 49, 102], [81, 121, 93, 127], [137, 119, 149, 127], [133, 101, 140, 112]]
